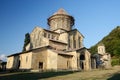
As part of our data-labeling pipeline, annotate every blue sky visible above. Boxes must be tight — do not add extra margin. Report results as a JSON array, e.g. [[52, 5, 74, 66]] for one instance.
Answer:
[[0, 0, 120, 57]]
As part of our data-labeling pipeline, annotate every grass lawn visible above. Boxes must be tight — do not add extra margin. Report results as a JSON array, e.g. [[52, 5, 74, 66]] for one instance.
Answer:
[[0, 71, 75, 80], [0, 67, 120, 80]]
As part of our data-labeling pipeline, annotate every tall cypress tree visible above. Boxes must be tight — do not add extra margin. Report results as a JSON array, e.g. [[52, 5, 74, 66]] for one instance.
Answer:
[[22, 33, 30, 52]]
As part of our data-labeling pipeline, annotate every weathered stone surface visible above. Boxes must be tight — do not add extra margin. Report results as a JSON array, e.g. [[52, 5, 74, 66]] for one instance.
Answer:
[[7, 8, 106, 71]]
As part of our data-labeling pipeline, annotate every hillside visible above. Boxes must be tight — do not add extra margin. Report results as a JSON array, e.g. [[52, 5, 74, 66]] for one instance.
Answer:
[[90, 26, 120, 57]]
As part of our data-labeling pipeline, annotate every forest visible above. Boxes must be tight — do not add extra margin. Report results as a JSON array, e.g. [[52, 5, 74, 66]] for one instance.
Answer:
[[90, 26, 120, 65]]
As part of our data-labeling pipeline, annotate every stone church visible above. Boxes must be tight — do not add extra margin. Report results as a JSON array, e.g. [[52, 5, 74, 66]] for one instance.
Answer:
[[7, 9, 99, 71], [91, 43, 111, 69]]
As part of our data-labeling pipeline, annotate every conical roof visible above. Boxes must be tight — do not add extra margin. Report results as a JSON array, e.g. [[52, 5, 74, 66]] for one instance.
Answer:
[[53, 8, 69, 15], [98, 42, 105, 46]]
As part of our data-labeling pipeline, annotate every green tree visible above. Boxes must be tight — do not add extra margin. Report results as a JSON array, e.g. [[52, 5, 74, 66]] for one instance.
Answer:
[[89, 45, 97, 54], [89, 26, 120, 57], [22, 33, 30, 52]]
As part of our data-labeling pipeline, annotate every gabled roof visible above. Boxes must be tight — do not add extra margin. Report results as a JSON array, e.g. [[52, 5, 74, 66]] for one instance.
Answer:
[[66, 47, 87, 52], [68, 29, 84, 38], [7, 45, 73, 57], [44, 28, 60, 34], [98, 42, 105, 46], [31, 26, 60, 35], [30, 26, 43, 34], [49, 39, 67, 44], [51, 49, 73, 56]]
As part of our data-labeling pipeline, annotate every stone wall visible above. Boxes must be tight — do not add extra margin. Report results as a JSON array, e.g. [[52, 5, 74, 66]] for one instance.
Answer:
[[7, 55, 19, 69], [84, 50, 91, 70], [47, 50, 57, 70], [57, 54, 72, 70], [32, 48, 48, 70], [77, 49, 91, 70], [6, 56, 14, 69], [68, 30, 83, 50], [67, 51, 78, 70], [12, 55, 19, 69], [30, 27, 49, 49], [19, 52, 32, 69], [49, 40, 67, 50], [48, 14, 74, 31], [59, 32, 68, 43]]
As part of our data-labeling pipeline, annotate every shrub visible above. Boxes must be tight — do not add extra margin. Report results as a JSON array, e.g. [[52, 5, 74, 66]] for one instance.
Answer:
[[111, 58, 120, 66]]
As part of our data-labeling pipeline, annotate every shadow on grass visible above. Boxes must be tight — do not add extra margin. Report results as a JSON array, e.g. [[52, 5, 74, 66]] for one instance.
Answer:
[[0, 71, 76, 80], [107, 72, 120, 80]]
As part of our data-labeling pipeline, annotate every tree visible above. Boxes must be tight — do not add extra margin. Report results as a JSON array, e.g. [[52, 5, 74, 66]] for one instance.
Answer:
[[89, 45, 97, 54], [113, 42, 120, 62], [90, 26, 120, 57], [22, 33, 30, 52]]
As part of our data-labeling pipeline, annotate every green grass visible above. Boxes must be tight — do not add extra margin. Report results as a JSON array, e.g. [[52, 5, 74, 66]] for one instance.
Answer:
[[0, 71, 75, 80], [0, 69, 120, 80]]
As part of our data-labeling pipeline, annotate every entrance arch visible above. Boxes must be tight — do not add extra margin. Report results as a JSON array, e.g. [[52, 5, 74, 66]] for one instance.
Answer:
[[80, 54, 85, 70], [17, 60, 21, 69], [80, 55, 85, 60]]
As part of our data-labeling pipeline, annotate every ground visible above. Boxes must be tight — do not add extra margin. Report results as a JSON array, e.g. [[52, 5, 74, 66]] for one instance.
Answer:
[[0, 66, 120, 80]]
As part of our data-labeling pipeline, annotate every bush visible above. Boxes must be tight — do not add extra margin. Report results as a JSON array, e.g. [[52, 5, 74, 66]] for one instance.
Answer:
[[111, 58, 120, 66]]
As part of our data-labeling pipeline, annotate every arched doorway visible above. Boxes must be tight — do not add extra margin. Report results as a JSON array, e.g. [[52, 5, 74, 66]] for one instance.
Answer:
[[18, 60, 21, 69], [80, 54, 85, 70], [80, 55, 85, 60]]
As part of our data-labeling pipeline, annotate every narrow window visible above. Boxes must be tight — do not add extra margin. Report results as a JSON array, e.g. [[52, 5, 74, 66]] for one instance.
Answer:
[[52, 35, 54, 39], [68, 37, 71, 48], [78, 37, 81, 48], [26, 56, 28, 63], [99, 48, 100, 52], [7, 60, 10, 66], [102, 48, 103, 53], [74, 40, 76, 48], [48, 34, 50, 38], [56, 36, 59, 40], [67, 61, 70, 68], [55, 23, 57, 29], [44, 32, 47, 37]]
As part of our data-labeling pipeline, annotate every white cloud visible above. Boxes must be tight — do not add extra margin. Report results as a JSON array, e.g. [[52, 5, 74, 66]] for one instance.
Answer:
[[0, 54, 7, 61]]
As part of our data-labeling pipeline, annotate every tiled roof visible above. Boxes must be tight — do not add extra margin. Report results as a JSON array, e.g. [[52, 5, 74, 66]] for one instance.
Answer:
[[49, 39, 67, 44], [98, 42, 105, 46], [7, 46, 52, 57], [53, 8, 69, 15], [51, 49, 73, 56]]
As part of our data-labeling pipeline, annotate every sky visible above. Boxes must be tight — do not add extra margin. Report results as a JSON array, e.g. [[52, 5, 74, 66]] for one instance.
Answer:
[[0, 0, 120, 59]]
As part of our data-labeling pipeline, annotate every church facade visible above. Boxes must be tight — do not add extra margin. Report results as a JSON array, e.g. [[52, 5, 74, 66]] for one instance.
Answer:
[[91, 43, 111, 69], [7, 9, 93, 71]]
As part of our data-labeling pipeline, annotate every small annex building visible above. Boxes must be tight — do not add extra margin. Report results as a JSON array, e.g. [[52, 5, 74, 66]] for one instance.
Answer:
[[6, 8, 92, 71], [91, 43, 111, 69]]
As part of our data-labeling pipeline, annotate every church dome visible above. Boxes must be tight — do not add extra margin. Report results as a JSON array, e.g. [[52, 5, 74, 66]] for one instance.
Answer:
[[48, 8, 74, 32]]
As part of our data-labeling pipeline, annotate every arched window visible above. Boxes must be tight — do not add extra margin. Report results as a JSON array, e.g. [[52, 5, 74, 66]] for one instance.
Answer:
[[78, 37, 81, 48], [80, 55, 85, 60], [48, 34, 50, 38], [26, 56, 28, 63], [44, 32, 47, 37], [74, 40, 76, 48]]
